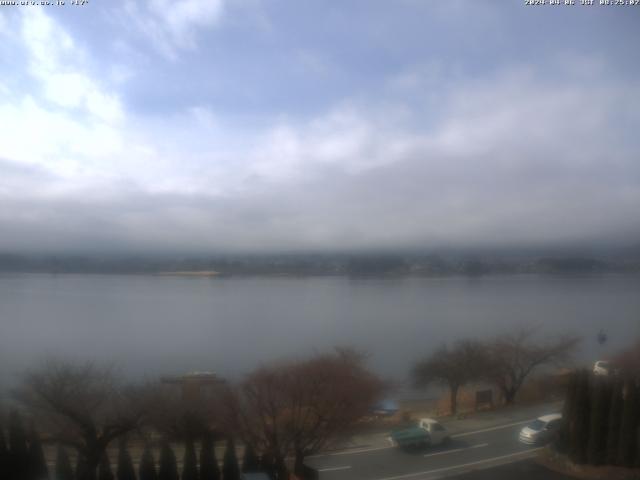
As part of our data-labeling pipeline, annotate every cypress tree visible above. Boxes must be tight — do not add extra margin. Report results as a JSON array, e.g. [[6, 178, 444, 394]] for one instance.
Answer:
[[117, 442, 136, 480], [606, 378, 623, 465], [259, 451, 275, 480], [157, 441, 178, 480], [8, 410, 29, 480], [557, 372, 578, 453], [99, 452, 115, 480], [587, 377, 611, 465], [569, 370, 591, 464], [222, 439, 240, 480], [139, 445, 157, 480], [27, 430, 49, 480], [199, 434, 220, 480], [274, 456, 288, 480], [77, 453, 90, 480], [617, 380, 639, 467], [241, 444, 260, 473], [1, 427, 8, 480], [182, 438, 199, 480], [636, 424, 640, 469], [55, 446, 74, 480]]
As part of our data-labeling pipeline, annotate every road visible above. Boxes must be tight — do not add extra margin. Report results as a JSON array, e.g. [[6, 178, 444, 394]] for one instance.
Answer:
[[306, 418, 550, 480]]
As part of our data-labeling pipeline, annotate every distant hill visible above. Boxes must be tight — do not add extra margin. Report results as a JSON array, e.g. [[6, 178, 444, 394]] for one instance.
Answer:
[[0, 251, 638, 276]]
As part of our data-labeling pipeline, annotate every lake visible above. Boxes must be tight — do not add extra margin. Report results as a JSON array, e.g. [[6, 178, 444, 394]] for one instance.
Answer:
[[0, 273, 639, 388]]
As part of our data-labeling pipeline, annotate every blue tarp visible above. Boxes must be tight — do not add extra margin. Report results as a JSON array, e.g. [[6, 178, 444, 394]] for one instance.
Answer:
[[372, 398, 399, 415]]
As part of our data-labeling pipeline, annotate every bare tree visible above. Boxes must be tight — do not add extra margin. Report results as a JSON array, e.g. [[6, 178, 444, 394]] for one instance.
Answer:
[[14, 360, 148, 480], [226, 348, 386, 476], [484, 327, 580, 404], [413, 340, 487, 415]]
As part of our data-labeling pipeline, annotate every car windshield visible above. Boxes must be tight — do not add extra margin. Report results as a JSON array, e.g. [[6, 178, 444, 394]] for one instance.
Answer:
[[527, 420, 546, 431]]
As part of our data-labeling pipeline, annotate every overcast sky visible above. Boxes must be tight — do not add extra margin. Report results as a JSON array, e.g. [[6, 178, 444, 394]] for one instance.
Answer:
[[0, 1, 638, 254]]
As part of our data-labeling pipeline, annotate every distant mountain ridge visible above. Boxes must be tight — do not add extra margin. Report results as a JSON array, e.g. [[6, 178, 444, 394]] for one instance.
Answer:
[[0, 252, 638, 276]]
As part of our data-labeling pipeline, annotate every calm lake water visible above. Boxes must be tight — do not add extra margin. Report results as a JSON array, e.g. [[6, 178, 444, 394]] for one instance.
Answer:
[[1, 273, 639, 387]]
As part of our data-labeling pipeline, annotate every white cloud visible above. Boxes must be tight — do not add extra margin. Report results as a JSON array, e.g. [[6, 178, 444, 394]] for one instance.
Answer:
[[0, 10, 131, 192], [124, 0, 224, 59], [20, 9, 124, 123], [1, 5, 639, 255]]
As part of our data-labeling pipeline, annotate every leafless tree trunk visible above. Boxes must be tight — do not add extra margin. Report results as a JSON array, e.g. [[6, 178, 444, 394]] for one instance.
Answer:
[[226, 348, 386, 474], [14, 360, 148, 480], [484, 327, 580, 405], [413, 340, 487, 415]]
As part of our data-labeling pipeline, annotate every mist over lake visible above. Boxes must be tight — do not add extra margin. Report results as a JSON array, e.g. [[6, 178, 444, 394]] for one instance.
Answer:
[[1, 273, 638, 388]]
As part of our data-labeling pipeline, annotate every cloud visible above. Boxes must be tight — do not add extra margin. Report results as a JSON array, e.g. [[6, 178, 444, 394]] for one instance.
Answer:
[[123, 0, 224, 59], [21, 9, 123, 123], [1, 5, 639, 253], [0, 10, 133, 189], [1, 61, 639, 253]]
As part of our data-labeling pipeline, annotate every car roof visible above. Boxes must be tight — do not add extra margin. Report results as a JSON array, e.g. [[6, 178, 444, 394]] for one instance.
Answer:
[[419, 418, 439, 424], [538, 413, 562, 422]]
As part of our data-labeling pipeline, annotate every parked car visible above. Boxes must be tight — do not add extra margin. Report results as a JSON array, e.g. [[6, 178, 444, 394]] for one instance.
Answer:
[[390, 418, 450, 449], [518, 413, 562, 445], [593, 360, 612, 376]]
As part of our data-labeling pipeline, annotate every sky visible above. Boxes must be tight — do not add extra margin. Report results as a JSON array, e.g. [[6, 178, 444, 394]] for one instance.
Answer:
[[0, 0, 639, 254]]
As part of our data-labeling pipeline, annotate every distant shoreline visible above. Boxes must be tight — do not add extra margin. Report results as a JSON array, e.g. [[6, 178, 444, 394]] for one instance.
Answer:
[[156, 270, 220, 277], [1, 271, 640, 279]]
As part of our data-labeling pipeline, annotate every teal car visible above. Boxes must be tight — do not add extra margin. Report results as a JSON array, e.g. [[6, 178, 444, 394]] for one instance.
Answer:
[[390, 418, 450, 449]]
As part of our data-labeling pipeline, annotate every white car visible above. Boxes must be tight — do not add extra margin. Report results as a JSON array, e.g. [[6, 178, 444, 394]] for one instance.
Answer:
[[519, 414, 562, 445], [593, 360, 611, 376]]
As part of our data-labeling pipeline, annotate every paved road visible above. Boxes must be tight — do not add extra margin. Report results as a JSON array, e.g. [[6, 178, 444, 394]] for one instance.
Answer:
[[335, 401, 563, 453], [446, 458, 572, 480], [306, 418, 552, 480]]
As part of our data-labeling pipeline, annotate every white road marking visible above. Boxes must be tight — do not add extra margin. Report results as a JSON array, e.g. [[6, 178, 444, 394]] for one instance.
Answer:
[[374, 447, 543, 480], [423, 442, 488, 458], [308, 444, 393, 458], [451, 419, 534, 438], [317, 465, 352, 472]]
